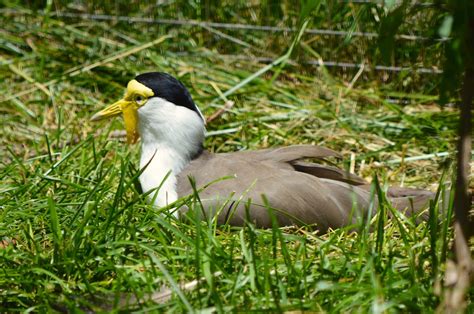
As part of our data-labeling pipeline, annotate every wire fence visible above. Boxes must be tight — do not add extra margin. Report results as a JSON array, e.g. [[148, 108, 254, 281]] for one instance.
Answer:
[[54, 12, 447, 42], [343, 0, 434, 6], [174, 53, 442, 74], [52, 11, 443, 75], [2, 9, 445, 76]]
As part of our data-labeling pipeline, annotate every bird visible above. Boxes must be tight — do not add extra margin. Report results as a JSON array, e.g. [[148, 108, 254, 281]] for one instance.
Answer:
[[91, 72, 438, 232]]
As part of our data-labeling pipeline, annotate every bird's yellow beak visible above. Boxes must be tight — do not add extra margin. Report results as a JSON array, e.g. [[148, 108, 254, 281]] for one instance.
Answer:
[[91, 98, 140, 144], [91, 79, 154, 144]]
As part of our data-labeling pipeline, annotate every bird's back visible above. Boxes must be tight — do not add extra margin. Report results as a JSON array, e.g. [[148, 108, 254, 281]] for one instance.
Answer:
[[177, 145, 434, 231]]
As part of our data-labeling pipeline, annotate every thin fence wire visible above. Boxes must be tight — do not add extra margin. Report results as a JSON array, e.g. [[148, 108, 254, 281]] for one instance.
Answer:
[[343, 0, 434, 6], [174, 53, 443, 74], [53, 12, 447, 42], [307, 60, 442, 74]]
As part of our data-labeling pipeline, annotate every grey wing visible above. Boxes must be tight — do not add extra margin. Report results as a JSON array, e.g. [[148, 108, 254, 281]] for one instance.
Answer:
[[177, 150, 372, 231], [177, 145, 439, 230]]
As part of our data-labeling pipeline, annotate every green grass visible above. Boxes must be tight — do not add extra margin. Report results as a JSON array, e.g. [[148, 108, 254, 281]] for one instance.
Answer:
[[1, 2, 472, 312]]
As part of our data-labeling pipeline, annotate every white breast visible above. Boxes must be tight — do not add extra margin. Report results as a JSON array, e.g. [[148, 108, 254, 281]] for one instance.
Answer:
[[137, 97, 206, 214]]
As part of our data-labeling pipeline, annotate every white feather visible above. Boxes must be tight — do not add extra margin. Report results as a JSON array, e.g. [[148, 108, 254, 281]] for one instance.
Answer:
[[137, 97, 205, 214]]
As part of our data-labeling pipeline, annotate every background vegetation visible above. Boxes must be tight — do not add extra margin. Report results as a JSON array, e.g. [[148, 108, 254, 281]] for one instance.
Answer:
[[0, 0, 472, 312]]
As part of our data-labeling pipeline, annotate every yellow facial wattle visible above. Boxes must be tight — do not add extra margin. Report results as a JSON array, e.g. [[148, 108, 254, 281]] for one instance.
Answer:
[[121, 101, 140, 144], [90, 79, 154, 144]]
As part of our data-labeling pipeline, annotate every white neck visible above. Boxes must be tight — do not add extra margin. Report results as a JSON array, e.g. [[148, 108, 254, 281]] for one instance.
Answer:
[[139, 143, 187, 208], [137, 97, 205, 211]]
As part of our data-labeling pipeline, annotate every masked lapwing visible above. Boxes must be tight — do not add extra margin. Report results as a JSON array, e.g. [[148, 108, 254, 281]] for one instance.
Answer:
[[91, 72, 436, 232]]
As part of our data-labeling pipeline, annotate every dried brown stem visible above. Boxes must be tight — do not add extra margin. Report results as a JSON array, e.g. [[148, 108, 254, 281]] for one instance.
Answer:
[[440, 41, 474, 314], [206, 100, 235, 124]]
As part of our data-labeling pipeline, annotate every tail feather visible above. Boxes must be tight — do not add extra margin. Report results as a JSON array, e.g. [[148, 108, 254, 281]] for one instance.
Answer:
[[358, 185, 448, 221]]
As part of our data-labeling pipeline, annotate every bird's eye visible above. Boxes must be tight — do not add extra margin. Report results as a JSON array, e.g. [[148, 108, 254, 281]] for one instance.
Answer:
[[135, 95, 146, 105]]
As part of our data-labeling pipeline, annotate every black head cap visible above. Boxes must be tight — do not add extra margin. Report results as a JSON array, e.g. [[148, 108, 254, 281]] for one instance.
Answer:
[[135, 72, 203, 120]]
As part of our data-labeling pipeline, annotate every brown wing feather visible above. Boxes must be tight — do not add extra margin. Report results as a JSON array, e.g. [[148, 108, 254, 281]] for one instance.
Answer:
[[178, 148, 369, 231], [291, 161, 368, 185], [260, 145, 342, 162], [177, 146, 437, 231]]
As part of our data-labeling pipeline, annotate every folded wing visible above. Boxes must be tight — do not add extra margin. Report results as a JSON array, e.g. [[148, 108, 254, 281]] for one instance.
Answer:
[[177, 145, 434, 231]]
